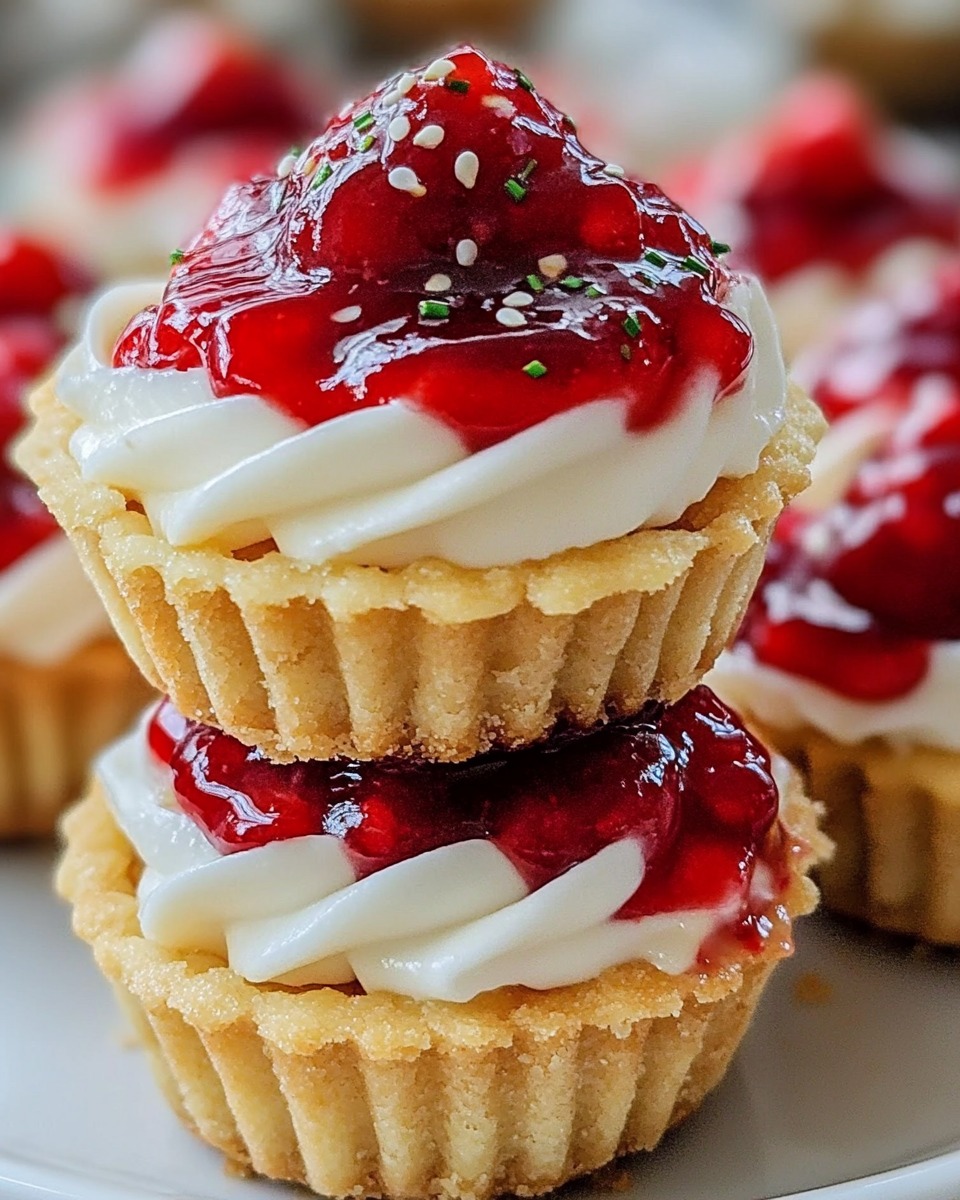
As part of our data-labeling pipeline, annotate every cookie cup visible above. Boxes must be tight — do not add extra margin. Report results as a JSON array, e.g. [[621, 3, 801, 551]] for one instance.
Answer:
[[0, 639, 151, 839], [751, 724, 960, 945], [57, 774, 825, 1199], [19, 381, 822, 762]]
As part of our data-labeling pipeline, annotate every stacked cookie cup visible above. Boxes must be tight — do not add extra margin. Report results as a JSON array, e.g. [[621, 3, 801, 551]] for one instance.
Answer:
[[20, 46, 828, 1199]]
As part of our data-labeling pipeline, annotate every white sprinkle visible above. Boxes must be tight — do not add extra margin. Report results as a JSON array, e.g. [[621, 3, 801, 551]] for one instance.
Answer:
[[496, 307, 528, 328], [276, 153, 298, 179], [423, 58, 456, 81], [331, 306, 362, 323], [482, 94, 516, 116], [398, 72, 416, 95], [603, 163, 626, 178], [503, 291, 533, 307], [413, 124, 445, 149], [425, 273, 452, 293], [388, 115, 411, 141], [388, 166, 426, 197], [456, 238, 478, 267], [538, 254, 568, 279], [455, 150, 479, 190], [383, 90, 402, 108]]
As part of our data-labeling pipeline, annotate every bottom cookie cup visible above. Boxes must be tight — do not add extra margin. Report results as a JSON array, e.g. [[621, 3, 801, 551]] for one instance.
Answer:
[[750, 723, 960, 946], [0, 640, 152, 839], [57, 773, 825, 1200]]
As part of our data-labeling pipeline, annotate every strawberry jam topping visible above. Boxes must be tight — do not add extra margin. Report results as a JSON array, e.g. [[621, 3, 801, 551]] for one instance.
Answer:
[[0, 233, 91, 571], [113, 46, 753, 454], [50, 16, 316, 191], [149, 686, 787, 948], [739, 266, 960, 701], [671, 76, 960, 284]]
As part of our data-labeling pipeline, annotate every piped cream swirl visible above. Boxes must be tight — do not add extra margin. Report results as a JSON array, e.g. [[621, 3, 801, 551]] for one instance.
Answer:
[[58, 277, 786, 570]]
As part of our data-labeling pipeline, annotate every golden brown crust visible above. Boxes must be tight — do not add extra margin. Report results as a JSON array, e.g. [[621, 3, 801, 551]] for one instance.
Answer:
[[19, 380, 822, 761], [56, 772, 825, 1198], [753, 722, 960, 946], [0, 639, 153, 839]]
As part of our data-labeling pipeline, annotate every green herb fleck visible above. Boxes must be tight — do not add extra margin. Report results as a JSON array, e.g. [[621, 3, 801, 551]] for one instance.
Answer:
[[683, 254, 711, 277], [353, 111, 375, 132], [504, 178, 527, 202], [515, 68, 534, 91], [169, 248, 185, 266], [643, 249, 668, 268], [523, 359, 548, 378], [518, 158, 538, 183], [710, 240, 731, 255], [620, 343, 632, 362], [585, 285, 604, 299], [526, 273, 544, 293], [313, 163, 333, 187], [622, 312, 641, 339], [560, 275, 584, 291], [419, 300, 451, 320], [359, 134, 376, 152], [446, 78, 470, 94]]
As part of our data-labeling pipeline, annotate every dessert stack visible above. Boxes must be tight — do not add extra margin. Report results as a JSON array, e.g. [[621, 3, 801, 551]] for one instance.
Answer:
[[19, 46, 829, 1198]]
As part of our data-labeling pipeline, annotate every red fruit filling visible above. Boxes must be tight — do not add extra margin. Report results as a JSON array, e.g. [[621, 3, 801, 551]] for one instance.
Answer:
[[738, 266, 960, 700], [0, 233, 92, 571], [113, 46, 753, 454], [45, 16, 317, 191], [671, 75, 959, 283], [149, 686, 790, 956]]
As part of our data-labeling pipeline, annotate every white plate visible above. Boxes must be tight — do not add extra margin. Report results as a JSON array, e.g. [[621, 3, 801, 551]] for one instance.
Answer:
[[1, 843, 959, 1200]]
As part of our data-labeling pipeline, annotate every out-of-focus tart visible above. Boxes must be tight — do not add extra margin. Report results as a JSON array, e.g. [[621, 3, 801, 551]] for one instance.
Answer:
[[19, 46, 821, 763], [710, 261, 960, 943]]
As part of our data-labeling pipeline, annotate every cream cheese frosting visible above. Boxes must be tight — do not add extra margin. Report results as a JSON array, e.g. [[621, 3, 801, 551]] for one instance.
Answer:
[[98, 715, 762, 1002], [57, 276, 786, 570]]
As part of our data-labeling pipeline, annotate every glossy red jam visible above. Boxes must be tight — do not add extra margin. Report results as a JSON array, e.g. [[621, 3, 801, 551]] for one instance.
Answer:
[[0, 233, 91, 571], [43, 16, 317, 191], [739, 266, 960, 701], [670, 75, 960, 284], [149, 686, 788, 947], [114, 46, 753, 454]]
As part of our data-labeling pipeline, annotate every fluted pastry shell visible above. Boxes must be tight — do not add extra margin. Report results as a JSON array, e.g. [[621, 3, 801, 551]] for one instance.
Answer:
[[56, 769, 826, 1199], [19, 380, 822, 762]]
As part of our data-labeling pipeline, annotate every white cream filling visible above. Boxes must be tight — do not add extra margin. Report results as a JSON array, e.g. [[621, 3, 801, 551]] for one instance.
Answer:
[[0, 534, 111, 664], [58, 275, 786, 570], [98, 717, 758, 1003]]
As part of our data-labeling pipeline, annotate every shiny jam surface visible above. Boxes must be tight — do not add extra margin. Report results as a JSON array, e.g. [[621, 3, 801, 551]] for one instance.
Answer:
[[52, 16, 316, 190], [673, 76, 960, 283], [740, 266, 960, 701], [149, 686, 788, 951], [114, 46, 753, 453], [0, 233, 91, 571]]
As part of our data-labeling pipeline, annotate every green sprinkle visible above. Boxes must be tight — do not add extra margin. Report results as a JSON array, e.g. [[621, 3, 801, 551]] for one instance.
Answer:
[[585, 284, 604, 299], [643, 249, 668, 268], [523, 360, 548, 378], [288, 144, 303, 157], [419, 300, 450, 320], [313, 163, 333, 187], [683, 254, 711, 277], [518, 158, 538, 183], [622, 312, 641, 339], [353, 111, 375, 132], [620, 343, 632, 362], [710, 240, 731, 255], [526, 273, 544, 293], [504, 178, 527, 202], [359, 134, 376, 152], [560, 275, 585, 291], [169, 248, 185, 266], [515, 68, 534, 91], [446, 78, 470, 94]]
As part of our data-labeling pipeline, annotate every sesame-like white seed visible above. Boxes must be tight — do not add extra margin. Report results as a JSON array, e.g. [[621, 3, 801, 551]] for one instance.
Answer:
[[482, 94, 516, 116], [388, 115, 411, 141], [423, 58, 456, 81], [331, 305, 362, 323], [383, 90, 401, 108], [388, 166, 426, 196], [455, 150, 479, 190], [496, 307, 527, 328], [425, 273, 452, 293], [538, 254, 568, 279], [413, 124, 445, 149], [503, 291, 534, 307], [398, 72, 416, 95], [276, 153, 297, 179], [603, 163, 626, 178], [456, 238, 478, 266]]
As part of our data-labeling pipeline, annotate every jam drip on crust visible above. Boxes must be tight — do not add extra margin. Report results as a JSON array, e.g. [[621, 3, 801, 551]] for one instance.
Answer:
[[739, 264, 960, 701], [0, 233, 91, 570], [114, 46, 752, 454], [150, 685, 789, 957]]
